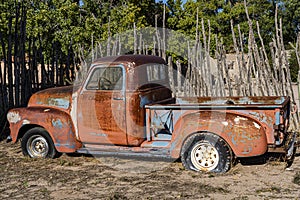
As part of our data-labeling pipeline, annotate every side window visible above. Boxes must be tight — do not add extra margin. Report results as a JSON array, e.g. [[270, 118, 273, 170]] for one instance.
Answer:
[[86, 66, 123, 90], [146, 64, 167, 82]]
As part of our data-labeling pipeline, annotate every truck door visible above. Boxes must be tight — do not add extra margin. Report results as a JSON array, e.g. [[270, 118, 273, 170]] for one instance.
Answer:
[[77, 65, 127, 145]]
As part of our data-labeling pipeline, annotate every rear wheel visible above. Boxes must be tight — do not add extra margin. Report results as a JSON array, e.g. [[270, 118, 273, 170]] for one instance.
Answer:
[[181, 132, 233, 173], [285, 145, 297, 168], [284, 132, 297, 168], [21, 127, 59, 158]]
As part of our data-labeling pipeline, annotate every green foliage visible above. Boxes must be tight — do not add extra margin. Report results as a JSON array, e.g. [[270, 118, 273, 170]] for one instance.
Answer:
[[0, 0, 299, 77], [282, 0, 300, 42], [166, 0, 285, 53], [26, 0, 83, 55], [289, 50, 299, 82]]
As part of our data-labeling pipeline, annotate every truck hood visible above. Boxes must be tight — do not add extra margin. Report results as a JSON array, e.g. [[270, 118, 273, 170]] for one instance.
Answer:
[[28, 86, 79, 110]]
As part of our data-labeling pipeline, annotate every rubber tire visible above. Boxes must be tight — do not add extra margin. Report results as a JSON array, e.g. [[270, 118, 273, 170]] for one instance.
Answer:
[[181, 132, 233, 173], [284, 132, 297, 168], [21, 127, 59, 158], [286, 147, 297, 168]]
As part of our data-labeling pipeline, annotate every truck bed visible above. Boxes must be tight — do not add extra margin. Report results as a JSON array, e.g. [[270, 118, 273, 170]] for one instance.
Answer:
[[144, 96, 291, 157]]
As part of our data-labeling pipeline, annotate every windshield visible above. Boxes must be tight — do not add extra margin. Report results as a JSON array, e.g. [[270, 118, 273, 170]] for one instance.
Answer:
[[86, 66, 124, 91], [73, 62, 106, 87]]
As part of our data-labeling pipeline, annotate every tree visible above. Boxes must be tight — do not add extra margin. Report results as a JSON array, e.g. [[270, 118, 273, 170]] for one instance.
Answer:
[[165, 0, 285, 52], [282, 0, 300, 43]]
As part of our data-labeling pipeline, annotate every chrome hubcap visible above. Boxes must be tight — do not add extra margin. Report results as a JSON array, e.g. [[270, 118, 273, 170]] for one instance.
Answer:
[[27, 135, 49, 158], [191, 142, 219, 171]]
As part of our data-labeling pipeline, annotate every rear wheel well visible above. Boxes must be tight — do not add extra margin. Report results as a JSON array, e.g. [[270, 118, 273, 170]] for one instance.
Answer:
[[17, 125, 44, 141]]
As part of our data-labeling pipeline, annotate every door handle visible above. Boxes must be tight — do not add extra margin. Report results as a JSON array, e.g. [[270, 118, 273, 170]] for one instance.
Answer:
[[113, 97, 124, 100]]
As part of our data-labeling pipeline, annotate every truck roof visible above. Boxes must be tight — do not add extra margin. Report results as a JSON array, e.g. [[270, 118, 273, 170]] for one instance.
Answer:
[[91, 55, 167, 69]]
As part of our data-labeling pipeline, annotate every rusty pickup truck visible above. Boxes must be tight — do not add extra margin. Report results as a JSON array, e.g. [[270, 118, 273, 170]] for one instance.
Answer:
[[7, 55, 296, 173]]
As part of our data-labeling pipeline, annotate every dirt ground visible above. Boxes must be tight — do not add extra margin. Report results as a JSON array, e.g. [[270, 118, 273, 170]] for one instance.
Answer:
[[0, 140, 300, 200]]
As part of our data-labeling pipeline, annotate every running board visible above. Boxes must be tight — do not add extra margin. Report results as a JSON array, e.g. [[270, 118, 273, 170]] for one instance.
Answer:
[[76, 144, 173, 160]]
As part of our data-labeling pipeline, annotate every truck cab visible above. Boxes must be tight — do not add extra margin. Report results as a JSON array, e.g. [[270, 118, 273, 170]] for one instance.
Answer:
[[74, 55, 173, 146]]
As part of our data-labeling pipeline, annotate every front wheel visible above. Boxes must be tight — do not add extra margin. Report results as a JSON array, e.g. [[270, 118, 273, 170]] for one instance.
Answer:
[[181, 132, 233, 173], [21, 127, 59, 158]]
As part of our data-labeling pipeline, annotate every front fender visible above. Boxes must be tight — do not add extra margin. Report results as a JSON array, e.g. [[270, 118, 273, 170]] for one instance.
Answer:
[[7, 107, 82, 153], [170, 111, 268, 158]]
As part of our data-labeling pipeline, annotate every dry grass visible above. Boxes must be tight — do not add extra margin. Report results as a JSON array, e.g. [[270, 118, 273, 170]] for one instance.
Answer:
[[293, 172, 300, 185], [0, 141, 300, 199]]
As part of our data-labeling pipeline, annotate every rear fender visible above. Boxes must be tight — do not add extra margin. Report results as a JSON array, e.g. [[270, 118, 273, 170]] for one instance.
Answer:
[[170, 111, 268, 158], [7, 107, 82, 153]]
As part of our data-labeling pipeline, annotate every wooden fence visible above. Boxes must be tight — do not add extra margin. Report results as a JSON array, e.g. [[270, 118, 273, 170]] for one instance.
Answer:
[[1, 1, 300, 139]]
